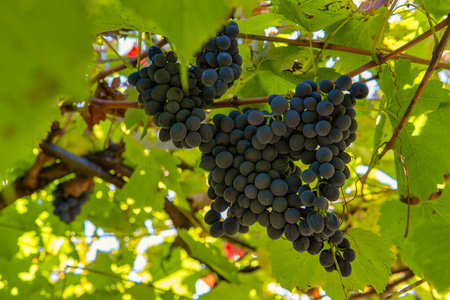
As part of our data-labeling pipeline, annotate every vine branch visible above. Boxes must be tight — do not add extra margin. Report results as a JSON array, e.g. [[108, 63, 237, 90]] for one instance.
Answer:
[[385, 278, 426, 299], [238, 26, 450, 70], [40, 142, 126, 188]]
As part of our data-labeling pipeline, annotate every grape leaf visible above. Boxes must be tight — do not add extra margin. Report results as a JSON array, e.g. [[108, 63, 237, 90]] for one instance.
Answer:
[[379, 189, 450, 292], [273, 0, 352, 32], [235, 13, 285, 35], [378, 59, 450, 201], [237, 60, 297, 98], [88, 0, 146, 32], [177, 229, 238, 283], [121, 0, 232, 77], [325, 7, 386, 50], [403, 219, 450, 293], [256, 43, 310, 72], [421, 0, 450, 20], [0, 1, 91, 175], [200, 273, 271, 300], [117, 149, 183, 212], [269, 228, 393, 298]]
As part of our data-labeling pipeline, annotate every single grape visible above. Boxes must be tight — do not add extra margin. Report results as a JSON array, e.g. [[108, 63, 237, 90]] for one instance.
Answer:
[[335, 75, 352, 91], [350, 82, 369, 99]]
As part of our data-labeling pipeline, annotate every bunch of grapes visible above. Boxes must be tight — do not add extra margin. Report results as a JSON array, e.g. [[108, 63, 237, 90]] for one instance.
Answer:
[[196, 21, 243, 99], [289, 75, 366, 202], [199, 77, 368, 278], [199, 108, 302, 236], [319, 237, 356, 276], [52, 183, 92, 224], [128, 46, 214, 149]]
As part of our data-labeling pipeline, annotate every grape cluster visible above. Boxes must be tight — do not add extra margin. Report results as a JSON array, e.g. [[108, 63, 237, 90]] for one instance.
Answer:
[[52, 184, 91, 224], [319, 237, 355, 276], [199, 76, 368, 278], [196, 21, 243, 99], [199, 108, 303, 236], [289, 75, 364, 201], [128, 46, 213, 149]]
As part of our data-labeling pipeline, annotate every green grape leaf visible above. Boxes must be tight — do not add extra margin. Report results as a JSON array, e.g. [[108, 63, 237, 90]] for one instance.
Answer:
[[124, 108, 148, 130], [379, 59, 450, 201], [256, 43, 310, 72], [117, 148, 187, 212], [237, 60, 297, 98], [273, 0, 352, 32], [0, 1, 91, 175], [420, 0, 450, 20], [235, 13, 285, 35], [88, 0, 146, 32], [403, 219, 450, 293], [269, 228, 393, 299], [325, 8, 386, 50], [122, 0, 232, 86], [200, 273, 271, 300], [177, 229, 238, 283], [379, 189, 450, 292]]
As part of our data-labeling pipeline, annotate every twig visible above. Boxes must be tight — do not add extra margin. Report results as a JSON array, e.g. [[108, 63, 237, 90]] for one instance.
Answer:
[[350, 271, 415, 299], [371, 0, 399, 64], [385, 279, 426, 299], [0, 164, 71, 210], [94, 56, 138, 63], [100, 36, 134, 69], [419, 0, 439, 45], [40, 142, 126, 188], [91, 97, 140, 109], [91, 39, 167, 83], [23, 153, 48, 189], [378, 22, 450, 160], [238, 30, 450, 69]]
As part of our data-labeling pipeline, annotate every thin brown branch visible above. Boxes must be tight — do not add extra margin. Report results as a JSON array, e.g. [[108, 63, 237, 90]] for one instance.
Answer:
[[40, 142, 126, 188], [0, 164, 72, 210], [91, 97, 140, 109], [350, 272, 415, 299], [239, 31, 450, 70], [378, 23, 450, 160], [94, 56, 138, 63], [385, 279, 426, 299], [208, 96, 270, 109], [90, 39, 167, 83], [0, 143, 134, 210], [23, 153, 48, 189]]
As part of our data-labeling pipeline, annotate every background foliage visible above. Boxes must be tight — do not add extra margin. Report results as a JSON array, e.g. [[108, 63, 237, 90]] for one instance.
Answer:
[[0, 0, 449, 299]]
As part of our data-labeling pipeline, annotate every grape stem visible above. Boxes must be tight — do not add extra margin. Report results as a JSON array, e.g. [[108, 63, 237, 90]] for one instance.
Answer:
[[370, 0, 399, 64], [329, 243, 349, 300]]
